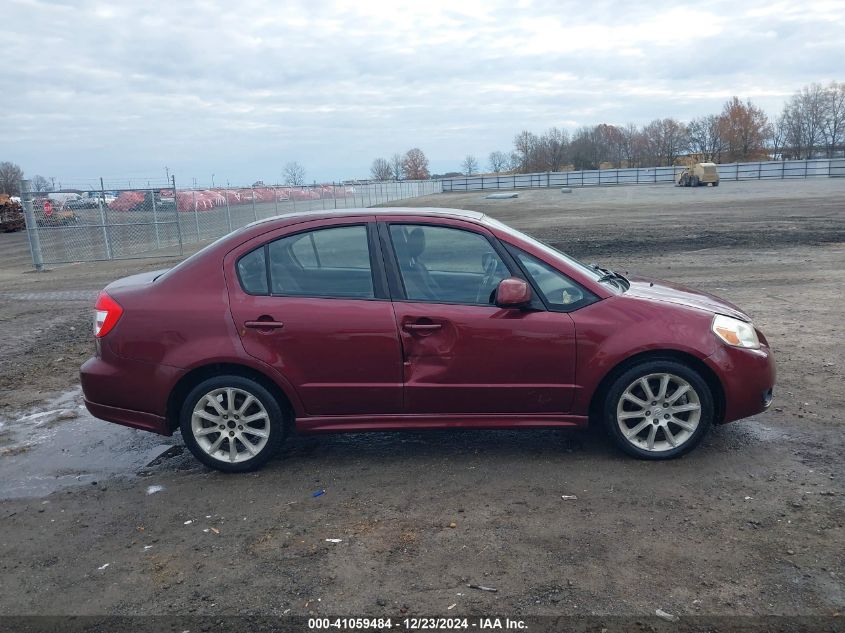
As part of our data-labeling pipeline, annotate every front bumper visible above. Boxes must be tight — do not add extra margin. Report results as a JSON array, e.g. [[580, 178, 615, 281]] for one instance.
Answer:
[[704, 342, 776, 424]]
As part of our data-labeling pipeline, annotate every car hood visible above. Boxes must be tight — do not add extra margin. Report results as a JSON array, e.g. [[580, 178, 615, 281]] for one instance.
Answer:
[[624, 275, 751, 322]]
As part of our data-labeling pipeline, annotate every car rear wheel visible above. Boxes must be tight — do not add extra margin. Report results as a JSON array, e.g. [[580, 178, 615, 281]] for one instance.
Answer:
[[603, 360, 713, 459], [179, 375, 286, 472]]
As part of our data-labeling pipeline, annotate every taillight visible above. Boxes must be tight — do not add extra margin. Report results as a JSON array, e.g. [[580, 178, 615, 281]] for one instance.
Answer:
[[94, 291, 123, 338]]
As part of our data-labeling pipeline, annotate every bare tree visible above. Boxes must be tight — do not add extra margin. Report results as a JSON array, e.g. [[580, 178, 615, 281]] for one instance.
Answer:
[[540, 127, 570, 171], [619, 123, 641, 167], [0, 161, 23, 196], [461, 155, 479, 176], [488, 151, 508, 174], [401, 148, 430, 180], [390, 153, 403, 181], [769, 112, 789, 161], [282, 161, 306, 186], [31, 175, 52, 193], [512, 131, 539, 173], [822, 81, 845, 158], [687, 115, 724, 162], [642, 118, 688, 166], [370, 158, 392, 181]]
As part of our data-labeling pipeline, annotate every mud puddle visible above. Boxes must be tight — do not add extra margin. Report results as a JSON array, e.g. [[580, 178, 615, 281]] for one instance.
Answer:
[[0, 387, 177, 499]]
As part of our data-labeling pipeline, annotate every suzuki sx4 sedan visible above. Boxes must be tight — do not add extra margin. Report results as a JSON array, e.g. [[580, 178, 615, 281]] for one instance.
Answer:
[[81, 209, 775, 472]]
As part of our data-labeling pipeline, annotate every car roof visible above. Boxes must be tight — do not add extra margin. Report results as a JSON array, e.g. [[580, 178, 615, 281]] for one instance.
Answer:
[[245, 206, 486, 229]]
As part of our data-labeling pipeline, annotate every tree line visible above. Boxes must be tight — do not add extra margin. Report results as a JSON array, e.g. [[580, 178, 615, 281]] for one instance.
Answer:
[[468, 80, 845, 176], [367, 82, 843, 181]]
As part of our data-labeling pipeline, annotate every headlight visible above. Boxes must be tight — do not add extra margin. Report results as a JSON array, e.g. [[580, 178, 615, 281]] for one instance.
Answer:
[[712, 314, 760, 349]]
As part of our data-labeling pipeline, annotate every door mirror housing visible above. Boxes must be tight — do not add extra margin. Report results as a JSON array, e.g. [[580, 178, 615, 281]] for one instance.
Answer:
[[495, 277, 531, 308]]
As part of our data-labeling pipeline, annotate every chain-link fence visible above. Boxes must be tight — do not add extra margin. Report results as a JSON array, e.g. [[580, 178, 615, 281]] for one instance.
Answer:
[[20, 178, 440, 268]]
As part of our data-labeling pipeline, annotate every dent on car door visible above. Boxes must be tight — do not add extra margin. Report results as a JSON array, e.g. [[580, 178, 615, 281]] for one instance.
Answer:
[[227, 221, 404, 416], [381, 221, 578, 415]]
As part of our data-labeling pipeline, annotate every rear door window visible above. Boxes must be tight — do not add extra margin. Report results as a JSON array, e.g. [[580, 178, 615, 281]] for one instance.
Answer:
[[268, 225, 375, 298]]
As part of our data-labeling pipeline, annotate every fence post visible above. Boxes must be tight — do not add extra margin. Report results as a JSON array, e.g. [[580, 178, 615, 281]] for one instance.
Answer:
[[805, 160, 809, 179], [172, 176, 183, 255], [100, 178, 113, 259], [150, 188, 161, 249], [20, 179, 44, 271], [735, 163, 739, 181], [192, 188, 200, 240], [225, 187, 233, 233], [782, 161, 786, 179]]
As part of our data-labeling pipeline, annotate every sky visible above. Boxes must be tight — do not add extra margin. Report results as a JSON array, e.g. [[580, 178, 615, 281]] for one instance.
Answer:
[[2, 0, 844, 187]]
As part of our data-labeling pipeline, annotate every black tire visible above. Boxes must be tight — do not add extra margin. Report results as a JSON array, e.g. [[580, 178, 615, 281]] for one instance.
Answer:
[[602, 359, 713, 460], [712, 180, 719, 187], [179, 375, 287, 472]]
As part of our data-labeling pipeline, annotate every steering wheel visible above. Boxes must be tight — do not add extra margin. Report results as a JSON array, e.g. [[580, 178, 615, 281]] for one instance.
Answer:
[[476, 253, 500, 304]]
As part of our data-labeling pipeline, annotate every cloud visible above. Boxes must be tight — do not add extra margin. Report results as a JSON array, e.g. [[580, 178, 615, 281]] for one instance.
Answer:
[[1, 0, 843, 184]]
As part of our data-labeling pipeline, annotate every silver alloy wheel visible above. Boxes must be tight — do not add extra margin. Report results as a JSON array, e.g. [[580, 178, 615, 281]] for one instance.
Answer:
[[616, 373, 702, 452], [191, 387, 270, 463]]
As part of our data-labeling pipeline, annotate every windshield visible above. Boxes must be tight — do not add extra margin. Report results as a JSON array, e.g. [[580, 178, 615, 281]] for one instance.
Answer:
[[484, 217, 625, 291]]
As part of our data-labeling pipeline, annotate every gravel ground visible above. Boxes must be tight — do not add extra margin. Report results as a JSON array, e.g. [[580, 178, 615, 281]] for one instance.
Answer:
[[0, 178, 842, 619]]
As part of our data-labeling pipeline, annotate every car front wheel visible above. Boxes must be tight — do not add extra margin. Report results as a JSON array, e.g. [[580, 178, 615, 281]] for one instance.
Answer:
[[603, 360, 713, 459], [180, 375, 286, 472]]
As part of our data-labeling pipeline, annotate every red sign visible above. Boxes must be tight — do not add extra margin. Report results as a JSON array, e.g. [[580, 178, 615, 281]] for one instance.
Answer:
[[43, 200, 53, 216]]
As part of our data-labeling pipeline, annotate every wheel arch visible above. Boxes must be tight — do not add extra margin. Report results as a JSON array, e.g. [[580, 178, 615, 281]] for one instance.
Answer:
[[167, 362, 296, 433], [588, 349, 725, 425]]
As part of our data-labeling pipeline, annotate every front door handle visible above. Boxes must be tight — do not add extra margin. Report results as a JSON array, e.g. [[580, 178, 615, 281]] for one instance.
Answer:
[[244, 320, 285, 330], [403, 323, 442, 332]]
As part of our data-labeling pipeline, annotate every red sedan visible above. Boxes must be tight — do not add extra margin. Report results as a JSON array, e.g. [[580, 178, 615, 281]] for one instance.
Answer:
[[81, 208, 775, 471]]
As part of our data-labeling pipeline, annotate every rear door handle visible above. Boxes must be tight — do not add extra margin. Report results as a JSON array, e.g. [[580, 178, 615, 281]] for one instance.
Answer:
[[244, 320, 285, 329], [403, 323, 442, 332]]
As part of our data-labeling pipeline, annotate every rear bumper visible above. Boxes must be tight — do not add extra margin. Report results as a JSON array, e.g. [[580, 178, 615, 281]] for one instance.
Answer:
[[80, 355, 181, 435], [83, 398, 169, 435], [704, 343, 776, 424]]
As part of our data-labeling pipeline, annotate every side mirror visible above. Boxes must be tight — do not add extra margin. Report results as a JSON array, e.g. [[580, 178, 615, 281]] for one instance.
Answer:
[[495, 277, 531, 308]]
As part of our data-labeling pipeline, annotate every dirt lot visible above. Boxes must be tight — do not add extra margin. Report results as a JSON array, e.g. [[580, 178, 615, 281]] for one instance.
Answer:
[[0, 179, 843, 620]]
